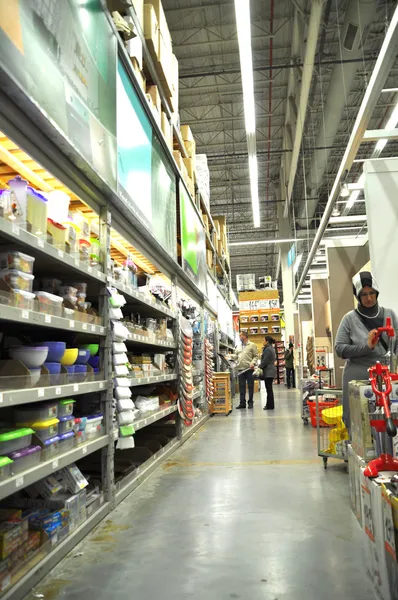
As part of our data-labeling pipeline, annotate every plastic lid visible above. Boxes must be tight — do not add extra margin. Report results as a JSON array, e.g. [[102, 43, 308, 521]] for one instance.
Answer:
[[58, 432, 75, 441], [0, 457, 13, 467], [59, 399, 75, 405], [8, 445, 41, 460], [42, 435, 60, 446], [59, 415, 74, 423], [12, 289, 36, 299], [47, 219, 67, 231], [2, 251, 35, 261], [0, 270, 34, 279], [86, 414, 103, 421], [35, 291, 63, 302], [16, 418, 59, 429], [0, 428, 34, 442]]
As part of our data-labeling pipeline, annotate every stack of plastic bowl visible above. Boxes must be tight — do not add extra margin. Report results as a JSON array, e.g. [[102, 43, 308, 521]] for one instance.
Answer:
[[37, 342, 66, 384], [82, 344, 100, 374], [60, 348, 79, 379], [9, 346, 49, 387], [74, 349, 90, 380]]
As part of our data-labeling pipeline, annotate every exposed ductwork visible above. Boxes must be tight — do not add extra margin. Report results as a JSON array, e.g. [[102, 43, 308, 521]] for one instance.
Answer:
[[296, 0, 377, 228]]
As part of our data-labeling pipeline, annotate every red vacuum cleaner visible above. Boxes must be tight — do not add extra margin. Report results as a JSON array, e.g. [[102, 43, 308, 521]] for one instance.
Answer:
[[364, 317, 398, 477]]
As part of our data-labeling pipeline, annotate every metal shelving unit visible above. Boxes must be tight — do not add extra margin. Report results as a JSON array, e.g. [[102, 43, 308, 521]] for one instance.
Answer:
[[0, 436, 109, 501], [0, 3, 236, 596]]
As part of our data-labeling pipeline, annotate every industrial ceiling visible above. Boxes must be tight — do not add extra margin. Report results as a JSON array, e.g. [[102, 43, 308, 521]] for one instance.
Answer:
[[163, 0, 398, 292]]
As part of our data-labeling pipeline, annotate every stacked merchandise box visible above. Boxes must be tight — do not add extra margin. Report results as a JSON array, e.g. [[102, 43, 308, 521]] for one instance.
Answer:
[[236, 274, 256, 292], [196, 155, 210, 209], [275, 341, 285, 386], [238, 290, 282, 362]]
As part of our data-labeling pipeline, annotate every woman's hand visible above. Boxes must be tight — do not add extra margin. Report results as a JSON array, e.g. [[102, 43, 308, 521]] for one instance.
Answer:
[[367, 329, 379, 349]]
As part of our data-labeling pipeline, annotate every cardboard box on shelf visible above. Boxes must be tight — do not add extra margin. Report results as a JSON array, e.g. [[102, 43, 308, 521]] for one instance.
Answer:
[[143, 4, 159, 61], [161, 111, 172, 149], [185, 139, 196, 159], [173, 150, 183, 171], [126, 17, 143, 69], [206, 249, 213, 269], [131, 0, 144, 28], [146, 84, 161, 114], [211, 230, 218, 250], [186, 176, 195, 199], [203, 214, 209, 232], [183, 157, 195, 181], [146, 0, 172, 50], [180, 125, 194, 144], [131, 57, 146, 91], [217, 240, 223, 257], [213, 219, 221, 238]]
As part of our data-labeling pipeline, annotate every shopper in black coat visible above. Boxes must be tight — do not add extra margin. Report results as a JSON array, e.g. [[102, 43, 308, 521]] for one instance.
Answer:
[[260, 336, 277, 410]]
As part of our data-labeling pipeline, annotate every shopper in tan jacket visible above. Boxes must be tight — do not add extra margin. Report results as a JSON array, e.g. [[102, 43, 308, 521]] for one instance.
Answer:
[[234, 331, 258, 409]]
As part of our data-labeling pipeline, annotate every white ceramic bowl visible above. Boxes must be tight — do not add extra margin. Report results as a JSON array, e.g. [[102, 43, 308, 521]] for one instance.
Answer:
[[10, 346, 49, 369], [29, 368, 42, 386]]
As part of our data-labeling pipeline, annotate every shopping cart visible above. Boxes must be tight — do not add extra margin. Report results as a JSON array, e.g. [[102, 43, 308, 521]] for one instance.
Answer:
[[315, 389, 349, 469]]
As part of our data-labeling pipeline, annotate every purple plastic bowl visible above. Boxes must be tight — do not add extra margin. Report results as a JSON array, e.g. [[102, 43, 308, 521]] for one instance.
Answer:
[[64, 366, 75, 375], [37, 342, 65, 363], [88, 356, 100, 369], [43, 362, 62, 375], [93, 367, 100, 373], [75, 349, 90, 365], [74, 365, 87, 374]]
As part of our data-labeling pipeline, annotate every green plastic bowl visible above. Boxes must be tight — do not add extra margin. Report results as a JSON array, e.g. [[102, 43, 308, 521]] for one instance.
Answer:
[[80, 343, 99, 357]]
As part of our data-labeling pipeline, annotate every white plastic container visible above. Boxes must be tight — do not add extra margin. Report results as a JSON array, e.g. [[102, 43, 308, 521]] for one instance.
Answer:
[[85, 414, 103, 439], [58, 416, 75, 434], [45, 190, 70, 223], [113, 353, 128, 366], [0, 270, 34, 292], [114, 387, 132, 400], [35, 292, 63, 316], [113, 342, 127, 354], [8, 445, 41, 474], [0, 251, 35, 274], [117, 410, 136, 425]]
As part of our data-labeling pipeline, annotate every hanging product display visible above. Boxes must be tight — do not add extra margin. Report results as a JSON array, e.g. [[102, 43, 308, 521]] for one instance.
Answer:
[[204, 338, 215, 406], [178, 315, 194, 426]]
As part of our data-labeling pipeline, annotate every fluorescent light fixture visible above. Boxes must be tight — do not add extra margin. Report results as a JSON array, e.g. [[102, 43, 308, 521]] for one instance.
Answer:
[[229, 237, 301, 247], [234, 0, 259, 227], [293, 253, 303, 276], [346, 173, 364, 210], [381, 88, 398, 93], [329, 215, 367, 224]]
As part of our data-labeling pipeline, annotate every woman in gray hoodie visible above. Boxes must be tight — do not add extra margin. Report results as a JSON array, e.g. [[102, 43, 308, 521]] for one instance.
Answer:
[[335, 271, 398, 431]]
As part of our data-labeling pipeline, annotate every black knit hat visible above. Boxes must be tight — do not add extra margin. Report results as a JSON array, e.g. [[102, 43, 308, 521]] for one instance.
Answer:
[[352, 271, 379, 300]]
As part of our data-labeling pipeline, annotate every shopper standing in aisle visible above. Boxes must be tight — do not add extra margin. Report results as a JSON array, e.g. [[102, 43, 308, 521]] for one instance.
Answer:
[[260, 336, 277, 410], [285, 342, 295, 389], [235, 331, 258, 409], [335, 271, 398, 431]]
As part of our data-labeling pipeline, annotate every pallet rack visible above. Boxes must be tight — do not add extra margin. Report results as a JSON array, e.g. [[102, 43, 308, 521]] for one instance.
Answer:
[[0, 1, 238, 595]]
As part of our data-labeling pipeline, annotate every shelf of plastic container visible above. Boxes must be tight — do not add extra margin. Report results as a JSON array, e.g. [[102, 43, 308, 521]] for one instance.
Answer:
[[0, 379, 108, 407], [132, 404, 177, 432], [0, 303, 106, 335], [0, 434, 109, 501], [126, 332, 176, 349], [0, 217, 106, 282], [129, 374, 177, 387], [1, 500, 110, 600], [108, 278, 176, 319], [115, 437, 180, 505]]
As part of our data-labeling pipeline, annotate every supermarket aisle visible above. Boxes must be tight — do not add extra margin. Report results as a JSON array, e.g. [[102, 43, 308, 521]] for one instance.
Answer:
[[27, 389, 373, 600]]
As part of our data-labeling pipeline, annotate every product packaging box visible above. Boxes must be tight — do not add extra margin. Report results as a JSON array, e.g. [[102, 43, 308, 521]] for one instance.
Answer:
[[347, 444, 366, 525], [348, 381, 376, 461], [381, 483, 398, 598]]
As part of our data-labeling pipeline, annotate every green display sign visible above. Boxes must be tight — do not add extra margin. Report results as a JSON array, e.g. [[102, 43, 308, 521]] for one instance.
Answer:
[[116, 59, 176, 260], [0, 0, 117, 188], [180, 182, 207, 295]]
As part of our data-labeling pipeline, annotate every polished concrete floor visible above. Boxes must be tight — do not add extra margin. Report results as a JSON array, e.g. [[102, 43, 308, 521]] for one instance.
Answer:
[[27, 388, 373, 600]]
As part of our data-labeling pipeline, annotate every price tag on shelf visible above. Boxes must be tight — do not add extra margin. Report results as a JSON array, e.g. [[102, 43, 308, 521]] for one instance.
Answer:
[[82, 323, 88, 331], [88, 266, 92, 274], [75, 258, 80, 267], [69, 320, 75, 328], [55, 387, 61, 396], [58, 249, 64, 258], [82, 447, 87, 455], [37, 239, 44, 248], [37, 388, 44, 398], [44, 314, 52, 324], [11, 224, 19, 236], [52, 460, 59, 470], [15, 477, 24, 489], [51, 534, 58, 547], [100, 496, 104, 505], [0, 393, 3, 404], [91, 325, 96, 332], [100, 327, 104, 334], [73, 384, 79, 392], [21, 311, 29, 320]]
